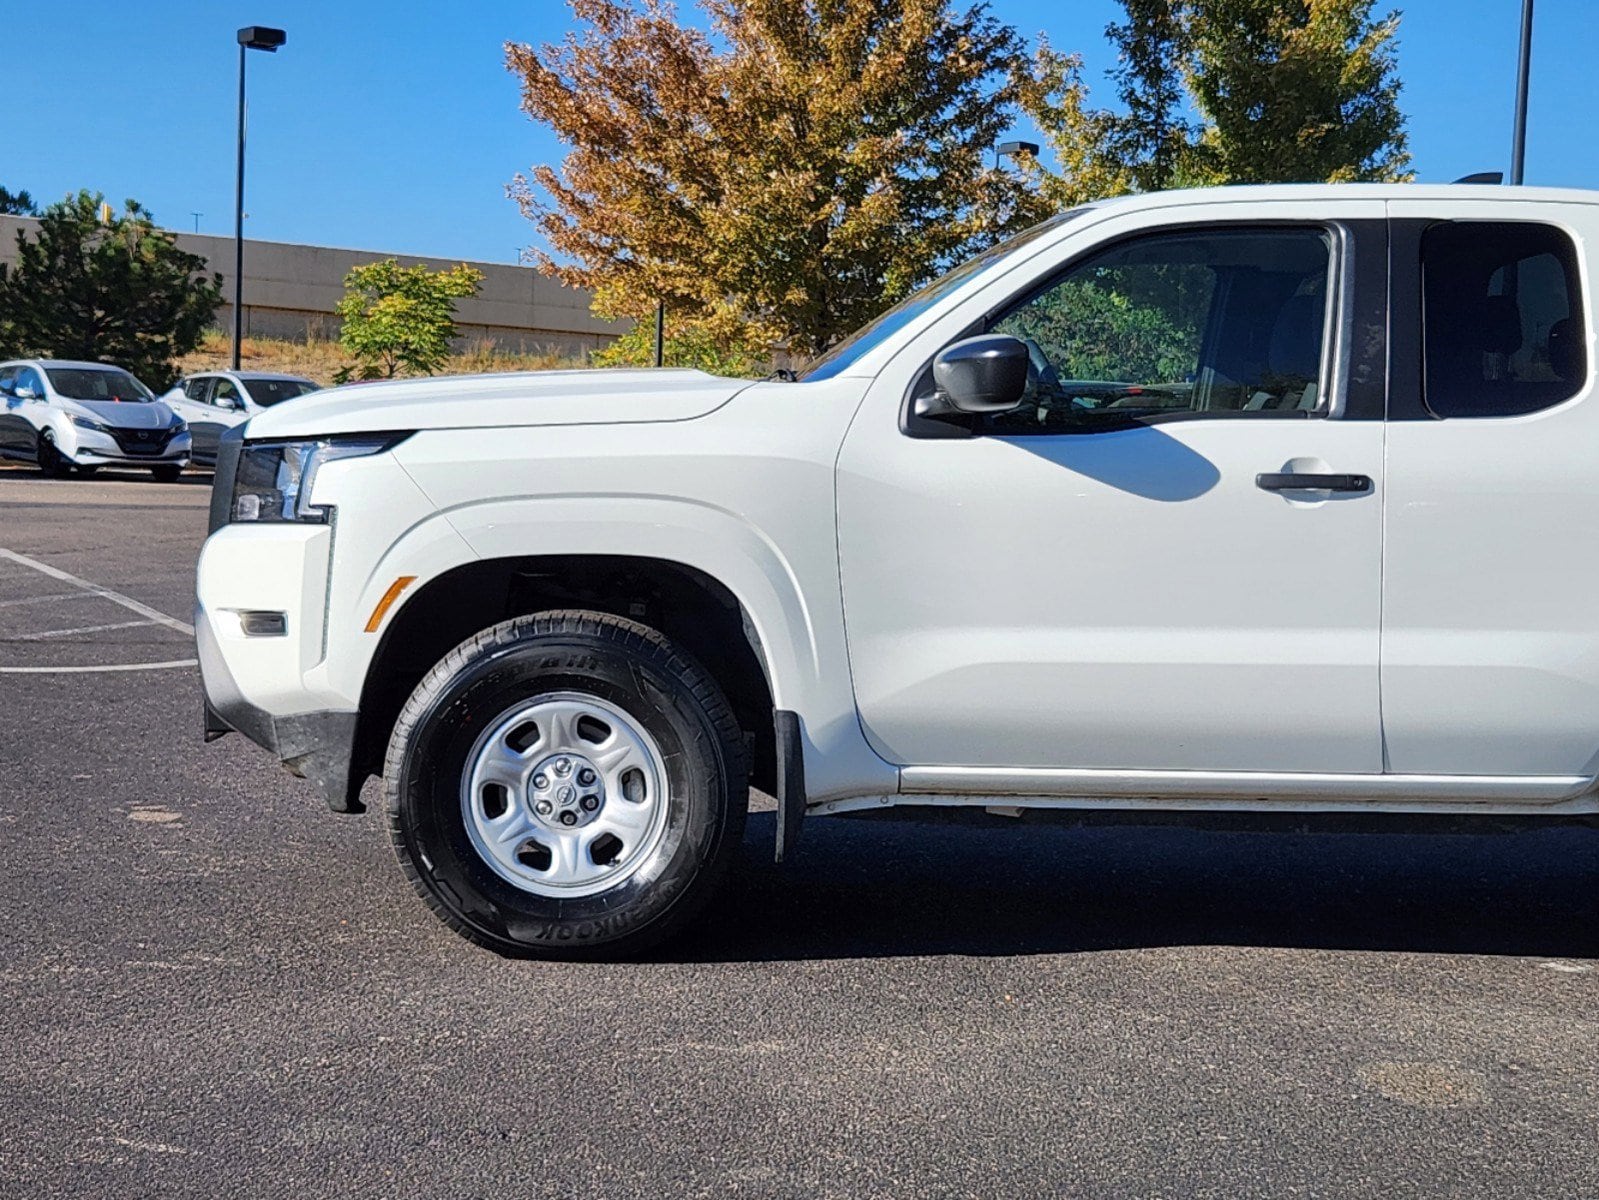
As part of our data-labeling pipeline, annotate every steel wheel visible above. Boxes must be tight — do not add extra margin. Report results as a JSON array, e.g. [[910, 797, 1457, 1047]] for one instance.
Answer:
[[461, 692, 669, 899]]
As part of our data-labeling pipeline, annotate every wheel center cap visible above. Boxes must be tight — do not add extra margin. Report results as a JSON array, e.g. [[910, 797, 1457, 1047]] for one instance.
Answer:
[[529, 752, 604, 830]]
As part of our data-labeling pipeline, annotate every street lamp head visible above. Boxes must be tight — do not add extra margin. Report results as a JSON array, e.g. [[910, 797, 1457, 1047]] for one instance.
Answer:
[[237, 26, 287, 52], [997, 140, 1041, 159]]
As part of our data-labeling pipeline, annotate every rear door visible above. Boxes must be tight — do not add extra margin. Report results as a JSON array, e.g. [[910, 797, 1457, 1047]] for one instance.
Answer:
[[1382, 199, 1599, 777]]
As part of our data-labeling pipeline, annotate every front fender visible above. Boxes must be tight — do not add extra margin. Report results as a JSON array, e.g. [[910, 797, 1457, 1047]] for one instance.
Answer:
[[364, 491, 893, 804]]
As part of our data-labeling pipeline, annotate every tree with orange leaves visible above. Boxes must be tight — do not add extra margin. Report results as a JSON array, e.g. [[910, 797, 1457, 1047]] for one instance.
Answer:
[[506, 0, 1041, 364]]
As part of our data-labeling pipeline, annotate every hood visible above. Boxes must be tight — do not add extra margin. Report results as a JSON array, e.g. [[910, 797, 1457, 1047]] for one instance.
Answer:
[[69, 398, 176, 429], [244, 368, 755, 439]]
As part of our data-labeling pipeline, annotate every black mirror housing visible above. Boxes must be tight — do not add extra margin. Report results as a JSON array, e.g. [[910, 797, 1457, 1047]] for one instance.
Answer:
[[928, 334, 1030, 417]]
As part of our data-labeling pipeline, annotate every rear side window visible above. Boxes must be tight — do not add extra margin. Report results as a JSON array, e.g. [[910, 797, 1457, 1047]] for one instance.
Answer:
[[243, 378, 318, 407], [1422, 222, 1586, 418]]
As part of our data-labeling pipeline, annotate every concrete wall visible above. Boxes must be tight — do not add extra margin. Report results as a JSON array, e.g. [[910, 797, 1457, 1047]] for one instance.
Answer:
[[0, 215, 625, 358]]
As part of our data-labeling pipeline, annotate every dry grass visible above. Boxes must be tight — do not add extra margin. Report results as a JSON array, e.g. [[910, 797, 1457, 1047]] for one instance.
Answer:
[[174, 330, 587, 387]]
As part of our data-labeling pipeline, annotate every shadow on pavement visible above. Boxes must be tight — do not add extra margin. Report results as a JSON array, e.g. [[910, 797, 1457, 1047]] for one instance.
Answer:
[[0, 462, 213, 485], [670, 811, 1599, 963]]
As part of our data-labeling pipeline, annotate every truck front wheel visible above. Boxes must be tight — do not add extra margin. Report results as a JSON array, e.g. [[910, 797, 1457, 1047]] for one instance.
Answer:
[[384, 610, 747, 958]]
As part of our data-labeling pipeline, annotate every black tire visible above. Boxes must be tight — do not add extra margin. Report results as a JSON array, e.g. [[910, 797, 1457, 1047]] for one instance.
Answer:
[[151, 464, 183, 483], [385, 610, 747, 959], [36, 433, 72, 479]]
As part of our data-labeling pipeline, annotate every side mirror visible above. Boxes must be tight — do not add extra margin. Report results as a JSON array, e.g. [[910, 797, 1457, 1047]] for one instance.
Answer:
[[14, 385, 41, 402], [916, 335, 1030, 421]]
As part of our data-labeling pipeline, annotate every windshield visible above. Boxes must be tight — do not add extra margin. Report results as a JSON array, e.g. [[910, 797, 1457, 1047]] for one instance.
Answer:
[[243, 378, 319, 407], [45, 368, 154, 402], [800, 208, 1091, 382]]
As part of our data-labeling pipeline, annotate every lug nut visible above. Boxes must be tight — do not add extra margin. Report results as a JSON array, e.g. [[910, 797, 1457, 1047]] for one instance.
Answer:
[[577, 768, 597, 786], [580, 795, 599, 812], [559, 811, 578, 826], [554, 757, 573, 776], [535, 801, 552, 816], [532, 773, 549, 789]]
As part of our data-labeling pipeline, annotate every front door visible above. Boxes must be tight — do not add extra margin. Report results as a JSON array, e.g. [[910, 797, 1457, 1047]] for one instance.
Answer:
[[837, 216, 1388, 774], [0, 366, 26, 455], [175, 377, 230, 462]]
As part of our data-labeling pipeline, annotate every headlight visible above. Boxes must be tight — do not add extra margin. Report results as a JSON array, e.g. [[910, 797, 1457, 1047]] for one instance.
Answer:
[[170, 417, 188, 433], [71, 415, 108, 433], [230, 435, 408, 524]]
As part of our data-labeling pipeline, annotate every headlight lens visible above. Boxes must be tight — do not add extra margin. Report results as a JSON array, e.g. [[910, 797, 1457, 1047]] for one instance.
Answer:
[[170, 417, 188, 433], [71, 415, 108, 433], [230, 435, 407, 524]]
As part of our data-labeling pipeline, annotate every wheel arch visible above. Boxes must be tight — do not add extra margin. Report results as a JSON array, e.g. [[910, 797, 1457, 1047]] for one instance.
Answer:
[[353, 554, 780, 797]]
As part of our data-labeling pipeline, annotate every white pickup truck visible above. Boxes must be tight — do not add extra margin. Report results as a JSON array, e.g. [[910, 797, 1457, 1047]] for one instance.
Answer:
[[197, 184, 1595, 957]]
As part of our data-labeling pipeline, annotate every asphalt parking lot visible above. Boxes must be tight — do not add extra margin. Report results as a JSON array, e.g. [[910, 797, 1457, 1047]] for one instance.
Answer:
[[3, 462, 1599, 1198]]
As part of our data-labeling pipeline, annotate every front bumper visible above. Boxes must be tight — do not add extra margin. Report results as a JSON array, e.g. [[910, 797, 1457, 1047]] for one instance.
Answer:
[[197, 602, 364, 812], [65, 425, 191, 466], [195, 432, 464, 815]]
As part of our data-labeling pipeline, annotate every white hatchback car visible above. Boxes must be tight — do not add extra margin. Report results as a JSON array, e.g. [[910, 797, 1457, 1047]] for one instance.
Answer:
[[0, 359, 191, 479], [161, 371, 320, 466]]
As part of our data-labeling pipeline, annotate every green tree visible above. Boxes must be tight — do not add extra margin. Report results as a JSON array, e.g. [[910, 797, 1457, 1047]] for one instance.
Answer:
[[1023, 0, 1410, 205], [591, 311, 773, 377], [507, 0, 1042, 361], [1185, 0, 1410, 184], [334, 259, 484, 382], [996, 276, 1199, 383], [0, 186, 36, 216], [0, 191, 220, 386]]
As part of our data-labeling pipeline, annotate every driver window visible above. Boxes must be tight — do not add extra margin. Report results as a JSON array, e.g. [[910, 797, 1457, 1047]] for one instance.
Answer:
[[986, 227, 1333, 433]]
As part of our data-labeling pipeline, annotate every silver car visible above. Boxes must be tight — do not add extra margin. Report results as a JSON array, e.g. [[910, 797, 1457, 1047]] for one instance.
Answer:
[[0, 359, 192, 480], [161, 371, 320, 466]]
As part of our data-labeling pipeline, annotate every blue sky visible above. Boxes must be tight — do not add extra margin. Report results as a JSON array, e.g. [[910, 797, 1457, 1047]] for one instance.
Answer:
[[5, 1, 1597, 265]]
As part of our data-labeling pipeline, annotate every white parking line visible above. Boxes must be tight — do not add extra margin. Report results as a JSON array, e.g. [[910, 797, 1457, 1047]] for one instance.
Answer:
[[12, 619, 160, 642], [0, 659, 198, 674], [0, 548, 193, 635], [0, 547, 198, 674], [0, 591, 89, 610]]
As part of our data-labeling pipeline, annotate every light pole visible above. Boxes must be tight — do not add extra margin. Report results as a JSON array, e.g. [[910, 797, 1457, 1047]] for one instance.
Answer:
[[1510, 0, 1534, 185], [233, 25, 287, 370]]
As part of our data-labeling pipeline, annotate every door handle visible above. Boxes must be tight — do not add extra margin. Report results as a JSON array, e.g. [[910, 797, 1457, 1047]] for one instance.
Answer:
[[1256, 472, 1372, 494]]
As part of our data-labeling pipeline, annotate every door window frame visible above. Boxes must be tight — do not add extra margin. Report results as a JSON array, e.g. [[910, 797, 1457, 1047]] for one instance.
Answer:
[[900, 219, 1383, 438]]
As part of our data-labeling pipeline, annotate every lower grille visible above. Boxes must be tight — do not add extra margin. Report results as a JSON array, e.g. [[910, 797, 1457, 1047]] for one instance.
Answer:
[[110, 427, 176, 456]]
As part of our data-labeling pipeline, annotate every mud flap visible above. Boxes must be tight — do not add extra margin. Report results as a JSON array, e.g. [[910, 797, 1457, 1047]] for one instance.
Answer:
[[774, 709, 805, 863]]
